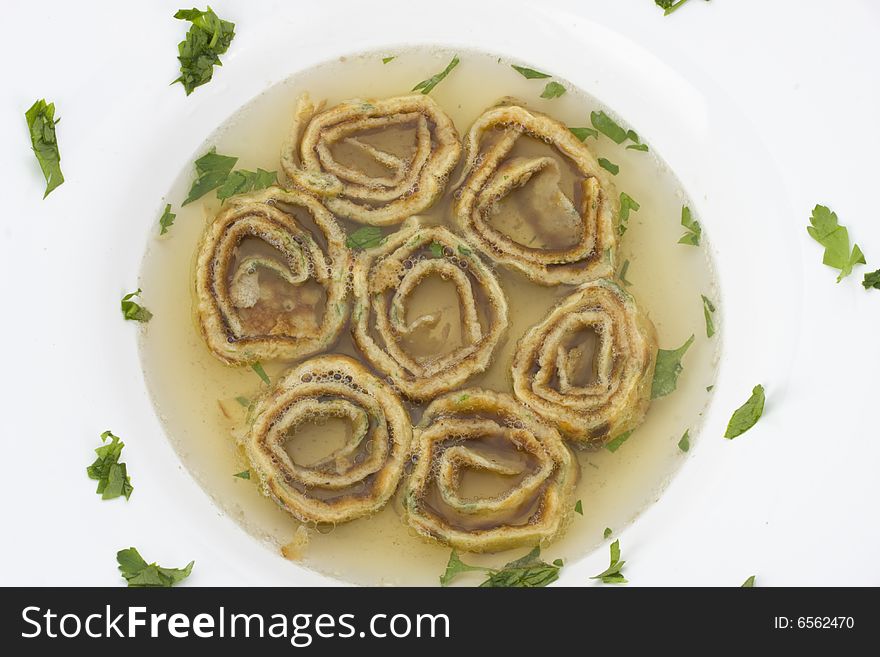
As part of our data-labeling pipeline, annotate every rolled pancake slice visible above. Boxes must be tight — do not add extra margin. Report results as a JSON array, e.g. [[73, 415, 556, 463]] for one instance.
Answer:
[[453, 103, 618, 285], [512, 279, 657, 446], [403, 389, 578, 553], [195, 187, 350, 365], [244, 354, 412, 524], [351, 217, 509, 401], [282, 94, 461, 226]]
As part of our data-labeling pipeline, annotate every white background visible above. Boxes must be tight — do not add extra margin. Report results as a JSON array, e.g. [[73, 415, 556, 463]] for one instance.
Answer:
[[1, 0, 878, 586]]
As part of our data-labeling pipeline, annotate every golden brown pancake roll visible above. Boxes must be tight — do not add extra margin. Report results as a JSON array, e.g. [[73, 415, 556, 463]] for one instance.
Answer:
[[243, 355, 412, 524], [282, 94, 461, 226], [403, 389, 577, 552]]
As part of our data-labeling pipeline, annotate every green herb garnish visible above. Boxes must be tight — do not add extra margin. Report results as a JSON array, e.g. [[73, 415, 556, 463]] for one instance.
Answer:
[[569, 127, 599, 142], [678, 206, 701, 246], [540, 81, 566, 99], [87, 431, 133, 501], [25, 99, 64, 198], [701, 294, 716, 338], [251, 362, 270, 385], [429, 242, 445, 258], [121, 289, 152, 323], [656, 0, 709, 16], [412, 55, 459, 94], [216, 168, 277, 202], [458, 245, 472, 256], [117, 548, 193, 588], [619, 192, 640, 235], [183, 149, 238, 204], [618, 260, 632, 286], [604, 527, 612, 539], [807, 205, 865, 282], [590, 111, 628, 144], [457, 393, 470, 403], [591, 539, 627, 584], [724, 385, 765, 439], [678, 430, 690, 453], [741, 575, 756, 587], [173, 7, 235, 95], [158, 204, 176, 235], [440, 550, 491, 586], [440, 547, 563, 587], [233, 470, 250, 480], [652, 334, 695, 399], [605, 431, 632, 453], [864, 269, 880, 290], [346, 226, 385, 250], [598, 158, 619, 175], [511, 65, 551, 79], [626, 129, 649, 152], [382, 56, 395, 64], [574, 500, 583, 515], [235, 396, 251, 407]]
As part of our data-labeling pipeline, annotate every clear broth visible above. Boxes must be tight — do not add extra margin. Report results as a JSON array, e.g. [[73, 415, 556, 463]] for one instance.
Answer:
[[139, 47, 720, 586]]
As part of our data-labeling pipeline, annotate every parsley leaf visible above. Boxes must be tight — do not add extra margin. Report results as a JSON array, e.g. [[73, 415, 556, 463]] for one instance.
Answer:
[[412, 55, 459, 94], [574, 500, 583, 515], [619, 192, 640, 235], [121, 289, 152, 323], [724, 385, 765, 439], [25, 99, 64, 198], [591, 539, 627, 584], [346, 226, 385, 250], [173, 7, 235, 95], [618, 259, 632, 286], [183, 149, 238, 204], [158, 204, 176, 235], [429, 242, 445, 258], [604, 527, 613, 539], [605, 430, 633, 453], [598, 158, 619, 175], [656, 0, 709, 16], [382, 56, 395, 64], [117, 547, 194, 588], [235, 396, 251, 407], [458, 245, 472, 256], [540, 81, 566, 99], [87, 431, 133, 500], [625, 129, 649, 152], [807, 205, 865, 282], [251, 362, 270, 385], [678, 206, 701, 246], [678, 429, 690, 453], [864, 269, 880, 290], [439, 550, 491, 586], [511, 64, 551, 79], [591, 110, 628, 144], [652, 334, 695, 399], [216, 168, 277, 202], [440, 547, 563, 587], [479, 548, 563, 588], [233, 470, 250, 479], [701, 294, 716, 338], [741, 575, 756, 587], [569, 127, 599, 141]]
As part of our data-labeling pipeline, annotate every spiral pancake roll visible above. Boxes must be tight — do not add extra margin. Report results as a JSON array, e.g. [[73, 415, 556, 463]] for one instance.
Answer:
[[453, 103, 618, 285], [195, 187, 350, 365], [402, 389, 577, 552], [350, 218, 509, 401], [243, 355, 412, 524], [281, 95, 461, 226], [512, 279, 657, 446]]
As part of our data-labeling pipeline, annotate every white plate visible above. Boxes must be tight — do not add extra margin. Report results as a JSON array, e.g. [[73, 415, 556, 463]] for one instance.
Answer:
[[1, 0, 878, 586]]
